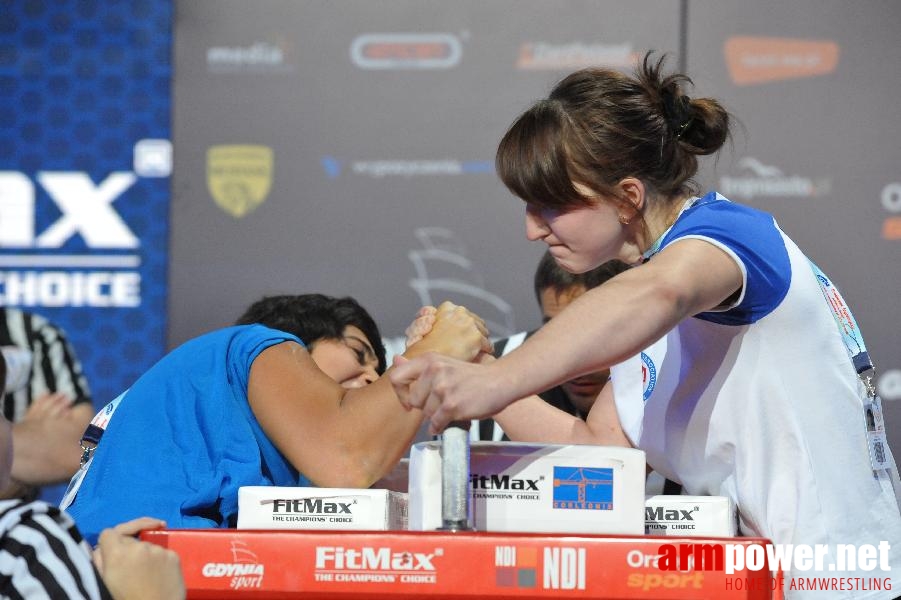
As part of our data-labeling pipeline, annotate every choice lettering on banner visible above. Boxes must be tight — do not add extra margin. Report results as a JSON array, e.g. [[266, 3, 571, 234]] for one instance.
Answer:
[[0, 171, 142, 308], [0, 2, 172, 416]]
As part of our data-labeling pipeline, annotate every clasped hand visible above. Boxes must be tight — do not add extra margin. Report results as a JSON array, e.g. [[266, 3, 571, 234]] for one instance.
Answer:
[[392, 302, 510, 434]]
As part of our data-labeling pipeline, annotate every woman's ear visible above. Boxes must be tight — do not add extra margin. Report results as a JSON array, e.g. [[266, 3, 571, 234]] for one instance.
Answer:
[[617, 177, 646, 221]]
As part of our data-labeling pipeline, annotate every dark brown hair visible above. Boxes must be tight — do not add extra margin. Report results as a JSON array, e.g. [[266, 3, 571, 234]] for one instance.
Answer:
[[496, 52, 731, 217], [236, 294, 387, 374]]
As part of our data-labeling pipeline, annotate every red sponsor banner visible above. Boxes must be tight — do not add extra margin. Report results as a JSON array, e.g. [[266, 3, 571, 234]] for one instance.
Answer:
[[142, 529, 781, 599]]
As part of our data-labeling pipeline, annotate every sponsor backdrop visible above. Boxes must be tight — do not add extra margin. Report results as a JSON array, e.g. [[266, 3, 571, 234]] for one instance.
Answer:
[[0, 4, 172, 412], [2, 2, 898, 462], [170, 0, 900, 449]]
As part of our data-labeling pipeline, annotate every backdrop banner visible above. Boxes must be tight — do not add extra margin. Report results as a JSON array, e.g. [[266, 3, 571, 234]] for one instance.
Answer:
[[169, 0, 899, 449], [0, 2, 172, 410]]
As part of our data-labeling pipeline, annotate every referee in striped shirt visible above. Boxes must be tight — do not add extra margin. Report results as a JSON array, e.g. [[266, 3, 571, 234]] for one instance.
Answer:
[[0, 343, 185, 599]]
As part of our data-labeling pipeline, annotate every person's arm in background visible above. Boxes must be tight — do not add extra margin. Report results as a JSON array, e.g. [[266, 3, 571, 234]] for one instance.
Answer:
[[249, 301, 491, 489], [493, 375, 630, 447], [8, 395, 93, 489], [3, 314, 94, 495]]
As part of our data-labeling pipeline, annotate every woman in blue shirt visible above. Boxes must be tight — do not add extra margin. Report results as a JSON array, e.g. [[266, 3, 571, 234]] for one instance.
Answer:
[[66, 294, 488, 544]]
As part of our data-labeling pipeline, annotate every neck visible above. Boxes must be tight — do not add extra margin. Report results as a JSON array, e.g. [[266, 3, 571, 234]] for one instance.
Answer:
[[624, 194, 692, 264]]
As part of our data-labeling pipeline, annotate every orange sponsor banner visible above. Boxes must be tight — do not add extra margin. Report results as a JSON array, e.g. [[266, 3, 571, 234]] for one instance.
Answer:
[[724, 37, 839, 85], [142, 529, 780, 599], [882, 216, 901, 240]]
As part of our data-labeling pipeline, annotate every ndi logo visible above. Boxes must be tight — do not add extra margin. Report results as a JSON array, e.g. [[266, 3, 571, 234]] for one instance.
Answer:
[[494, 545, 586, 591], [552, 467, 613, 510], [495, 545, 537, 588]]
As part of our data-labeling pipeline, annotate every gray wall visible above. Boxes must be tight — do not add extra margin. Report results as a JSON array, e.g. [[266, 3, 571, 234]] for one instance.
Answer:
[[169, 1, 900, 449]]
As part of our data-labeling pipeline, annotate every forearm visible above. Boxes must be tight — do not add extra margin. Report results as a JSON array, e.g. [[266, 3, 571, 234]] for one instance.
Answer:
[[11, 426, 81, 484], [491, 273, 688, 405], [496, 383, 630, 448], [329, 378, 425, 488], [10, 404, 92, 485], [321, 334, 484, 487], [494, 395, 596, 444]]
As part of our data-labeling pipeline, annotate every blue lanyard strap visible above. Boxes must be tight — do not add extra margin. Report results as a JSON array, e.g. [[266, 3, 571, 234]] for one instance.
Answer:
[[808, 261, 876, 393], [78, 391, 126, 466], [807, 260, 901, 505]]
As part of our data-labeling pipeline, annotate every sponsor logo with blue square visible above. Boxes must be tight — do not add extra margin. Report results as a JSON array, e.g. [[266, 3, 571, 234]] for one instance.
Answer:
[[552, 467, 613, 510]]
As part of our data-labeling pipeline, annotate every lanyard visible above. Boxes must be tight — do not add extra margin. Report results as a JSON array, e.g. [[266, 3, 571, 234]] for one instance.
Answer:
[[810, 261, 900, 509], [808, 261, 875, 392], [79, 391, 126, 465]]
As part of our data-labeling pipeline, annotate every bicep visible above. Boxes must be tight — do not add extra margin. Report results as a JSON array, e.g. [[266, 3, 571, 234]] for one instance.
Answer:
[[641, 238, 744, 317], [246, 342, 345, 479]]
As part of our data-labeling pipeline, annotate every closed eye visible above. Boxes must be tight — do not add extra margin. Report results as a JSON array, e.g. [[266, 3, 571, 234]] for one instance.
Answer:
[[344, 335, 377, 368]]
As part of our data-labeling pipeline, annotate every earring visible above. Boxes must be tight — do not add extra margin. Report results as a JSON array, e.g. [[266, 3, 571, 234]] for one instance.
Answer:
[[619, 215, 631, 225]]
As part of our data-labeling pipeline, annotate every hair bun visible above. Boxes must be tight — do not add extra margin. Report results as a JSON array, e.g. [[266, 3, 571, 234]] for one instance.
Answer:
[[661, 90, 693, 139]]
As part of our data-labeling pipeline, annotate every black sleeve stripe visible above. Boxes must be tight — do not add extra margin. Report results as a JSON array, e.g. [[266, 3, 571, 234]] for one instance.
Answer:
[[2, 536, 75, 598], [29, 512, 97, 599], [0, 500, 103, 599], [30, 314, 92, 405]]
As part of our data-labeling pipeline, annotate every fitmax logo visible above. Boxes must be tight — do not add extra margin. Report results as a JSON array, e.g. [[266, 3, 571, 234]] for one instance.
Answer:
[[645, 506, 699, 522], [0, 171, 138, 248], [269, 498, 352, 514], [471, 474, 539, 491], [315, 546, 437, 571]]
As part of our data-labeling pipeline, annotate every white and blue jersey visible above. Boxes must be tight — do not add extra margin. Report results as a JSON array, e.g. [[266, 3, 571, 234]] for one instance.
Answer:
[[65, 325, 311, 545], [611, 192, 900, 599]]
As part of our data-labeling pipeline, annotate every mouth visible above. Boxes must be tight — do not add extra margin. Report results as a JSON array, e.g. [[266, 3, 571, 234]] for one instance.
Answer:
[[564, 378, 604, 395]]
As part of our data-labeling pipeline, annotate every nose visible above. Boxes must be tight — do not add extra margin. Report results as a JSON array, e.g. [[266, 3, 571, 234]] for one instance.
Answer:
[[346, 365, 379, 388], [361, 365, 379, 384], [525, 207, 549, 241]]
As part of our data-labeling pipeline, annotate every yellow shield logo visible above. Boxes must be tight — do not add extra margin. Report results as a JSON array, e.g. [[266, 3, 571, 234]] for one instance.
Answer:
[[207, 145, 273, 218]]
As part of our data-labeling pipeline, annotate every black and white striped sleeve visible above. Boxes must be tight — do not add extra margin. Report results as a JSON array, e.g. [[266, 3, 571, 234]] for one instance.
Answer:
[[0, 499, 112, 600], [1, 308, 92, 422]]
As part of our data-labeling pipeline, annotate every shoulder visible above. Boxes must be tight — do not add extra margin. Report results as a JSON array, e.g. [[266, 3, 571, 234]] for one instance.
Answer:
[[177, 324, 303, 356], [1, 498, 62, 529], [665, 193, 782, 246], [663, 193, 792, 324]]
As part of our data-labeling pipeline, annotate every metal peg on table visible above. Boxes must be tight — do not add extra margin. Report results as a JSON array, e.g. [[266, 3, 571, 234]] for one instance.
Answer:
[[439, 421, 472, 531]]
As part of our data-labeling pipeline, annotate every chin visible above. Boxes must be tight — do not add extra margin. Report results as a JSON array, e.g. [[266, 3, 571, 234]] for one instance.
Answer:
[[549, 253, 587, 274]]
